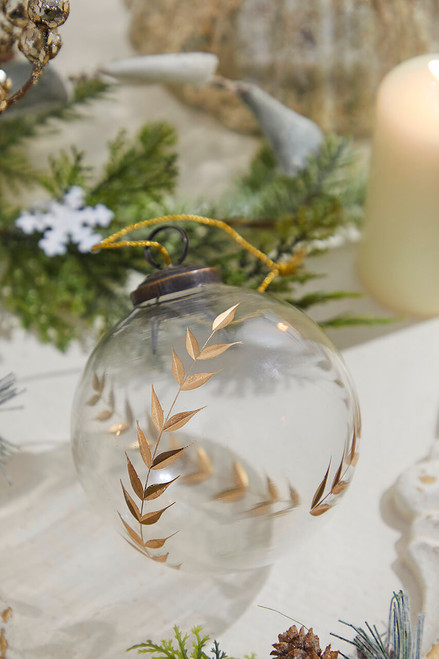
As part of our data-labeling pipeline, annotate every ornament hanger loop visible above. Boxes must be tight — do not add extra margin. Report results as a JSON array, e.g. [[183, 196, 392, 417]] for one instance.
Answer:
[[144, 225, 189, 269], [93, 213, 308, 293]]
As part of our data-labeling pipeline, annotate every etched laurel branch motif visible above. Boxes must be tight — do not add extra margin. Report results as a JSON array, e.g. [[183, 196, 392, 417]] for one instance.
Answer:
[[118, 303, 241, 566]]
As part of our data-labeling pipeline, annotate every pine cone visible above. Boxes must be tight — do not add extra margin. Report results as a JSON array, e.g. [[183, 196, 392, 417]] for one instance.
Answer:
[[271, 625, 339, 659]]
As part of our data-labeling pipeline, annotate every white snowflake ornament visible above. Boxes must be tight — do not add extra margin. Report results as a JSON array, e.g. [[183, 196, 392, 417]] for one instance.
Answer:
[[15, 186, 114, 256]]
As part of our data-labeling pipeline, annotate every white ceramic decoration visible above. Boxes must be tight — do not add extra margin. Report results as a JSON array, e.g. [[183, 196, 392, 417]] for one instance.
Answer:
[[100, 52, 219, 86], [393, 441, 439, 656], [236, 82, 324, 175]]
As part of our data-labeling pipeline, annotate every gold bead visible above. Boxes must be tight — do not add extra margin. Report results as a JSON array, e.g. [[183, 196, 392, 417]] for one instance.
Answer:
[[0, 10, 22, 37], [0, 68, 12, 101], [3, 0, 29, 28], [27, 0, 69, 28], [46, 27, 61, 59], [18, 22, 49, 64]]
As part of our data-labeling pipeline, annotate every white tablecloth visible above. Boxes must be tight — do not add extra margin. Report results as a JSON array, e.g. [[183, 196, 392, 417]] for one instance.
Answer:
[[1, 318, 439, 658]]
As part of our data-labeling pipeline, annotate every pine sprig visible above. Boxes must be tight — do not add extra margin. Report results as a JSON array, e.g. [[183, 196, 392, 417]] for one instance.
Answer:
[[88, 122, 178, 217], [333, 591, 424, 659], [0, 79, 386, 349], [127, 593, 426, 659], [293, 290, 363, 310], [0, 121, 178, 350], [127, 626, 228, 659], [319, 314, 396, 329]]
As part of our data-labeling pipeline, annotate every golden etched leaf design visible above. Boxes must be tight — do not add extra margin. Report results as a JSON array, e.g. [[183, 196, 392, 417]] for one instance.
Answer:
[[92, 373, 100, 392], [198, 342, 241, 360], [125, 452, 144, 500], [311, 461, 331, 510], [331, 455, 345, 493], [289, 484, 300, 507], [151, 386, 164, 432], [186, 329, 199, 360], [267, 477, 279, 502], [248, 502, 272, 517], [0, 629, 6, 656], [214, 486, 246, 502], [1, 608, 12, 624], [233, 461, 249, 488], [97, 409, 113, 421], [332, 481, 349, 495], [140, 503, 174, 525], [152, 553, 169, 563], [87, 393, 101, 406], [181, 372, 217, 391], [108, 423, 130, 436], [212, 303, 239, 332], [119, 514, 144, 547], [144, 476, 179, 500], [125, 399, 134, 427], [124, 539, 149, 558], [172, 348, 185, 385], [163, 408, 204, 432], [181, 446, 212, 484], [146, 415, 159, 444], [151, 447, 188, 470], [349, 430, 358, 466], [137, 421, 152, 468], [310, 503, 332, 517], [143, 534, 174, 549], [121, 481, 141, 521]]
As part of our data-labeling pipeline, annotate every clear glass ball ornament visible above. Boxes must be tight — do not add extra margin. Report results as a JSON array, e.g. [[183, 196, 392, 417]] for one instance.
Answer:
[[72, 265, 361, 573]]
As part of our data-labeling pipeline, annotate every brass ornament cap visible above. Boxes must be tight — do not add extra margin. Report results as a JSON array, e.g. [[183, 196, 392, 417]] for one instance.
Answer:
[[27, 0, 69, 28], [131, 265, 221, 306], [18, 22, 49, 64], [3, 0, 29, 28]]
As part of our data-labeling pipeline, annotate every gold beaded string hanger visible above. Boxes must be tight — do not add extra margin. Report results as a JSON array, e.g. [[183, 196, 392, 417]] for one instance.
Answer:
[[0, 0, 70, 112], [92, 213, 308, 293]]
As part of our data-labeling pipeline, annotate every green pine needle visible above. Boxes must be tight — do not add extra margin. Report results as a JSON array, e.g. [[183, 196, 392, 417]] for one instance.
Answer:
[[292, 290, 363, 310], [127, 625, 231, 659], [319, 314, 397, 329], [0, 83, 385, 348], [333, 591, 425, 659]]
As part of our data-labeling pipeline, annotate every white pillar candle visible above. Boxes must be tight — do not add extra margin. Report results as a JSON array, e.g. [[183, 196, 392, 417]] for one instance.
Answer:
[[358, 53, 439, 315]]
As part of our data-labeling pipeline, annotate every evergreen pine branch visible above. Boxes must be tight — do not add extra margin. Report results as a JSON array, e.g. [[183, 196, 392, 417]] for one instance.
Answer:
[[191, 627, 211, 659], [127, 626, 229, 659], [38, 148, 91, 196], [175, 628, 190, 659], [88, 122, 178, 216], [292, 291, 362, 310], [333, 591, 424, 659], [319, 314, 396, 329], [211, 641, 227, 659]]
